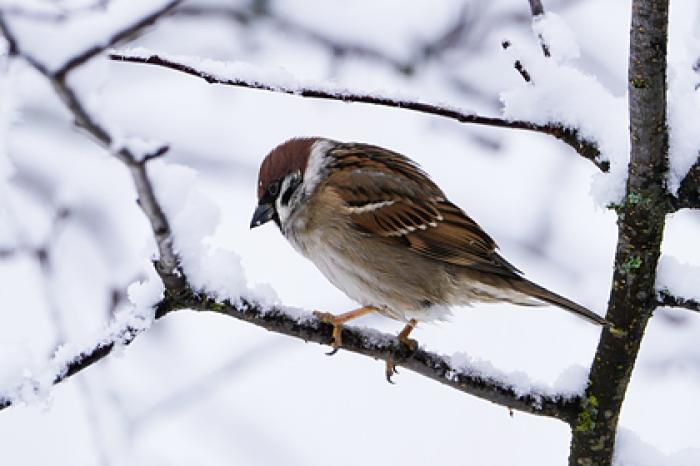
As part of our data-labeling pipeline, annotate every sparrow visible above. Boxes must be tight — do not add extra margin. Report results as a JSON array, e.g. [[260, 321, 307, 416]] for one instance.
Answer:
[[250, 137, 609, 355]]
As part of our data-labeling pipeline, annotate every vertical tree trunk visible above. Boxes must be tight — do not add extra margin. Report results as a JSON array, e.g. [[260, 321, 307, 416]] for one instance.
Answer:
[[568, 1, 670, 465]]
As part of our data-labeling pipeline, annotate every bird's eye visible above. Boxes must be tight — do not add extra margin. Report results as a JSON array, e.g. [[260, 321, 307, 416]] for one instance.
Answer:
[[267, 181, 280, 197]]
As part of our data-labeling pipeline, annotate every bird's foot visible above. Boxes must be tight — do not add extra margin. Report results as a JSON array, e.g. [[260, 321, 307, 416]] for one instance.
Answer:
[[313, 306, 377, 355], [398, 335, 418, 351], [398, 319, 418, 351], [313, 311, 344, 355], [385, 319, 419, 383], [385, 357, 398, 384]]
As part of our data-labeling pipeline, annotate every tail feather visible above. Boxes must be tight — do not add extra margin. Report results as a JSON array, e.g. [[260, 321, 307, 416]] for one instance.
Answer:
[[511, 277, 610, 327]]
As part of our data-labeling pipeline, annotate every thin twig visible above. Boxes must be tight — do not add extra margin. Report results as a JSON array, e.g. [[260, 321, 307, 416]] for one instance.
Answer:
[[0, 4, 186, 290], [109, 52, 607, 171], [54, 0, 181, 77], [658, 289, 700, 314], [527, 0, 551, 57], [171, 4, 473, 76], [1, 0, 110, 22], [502, 40, 533, 83]]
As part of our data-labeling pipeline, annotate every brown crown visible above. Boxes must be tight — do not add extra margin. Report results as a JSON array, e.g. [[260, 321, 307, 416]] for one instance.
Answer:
[[257, 137, 320, 199]]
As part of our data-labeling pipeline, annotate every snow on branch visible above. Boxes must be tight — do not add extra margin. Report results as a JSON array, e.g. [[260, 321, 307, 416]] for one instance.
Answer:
[[672, 157, 700, 210], [108, 49, 607, 171], [657, 291, 700, 314], [656, 256, 700, 313], [0, 288, 582, 424], [0, 2, 583, 426], [0, 3, 186, 290], [0, 305, 152, 411]]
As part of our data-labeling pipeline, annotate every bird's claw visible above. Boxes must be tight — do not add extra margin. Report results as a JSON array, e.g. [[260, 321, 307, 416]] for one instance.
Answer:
[[313, 311, 343, 354], [385, 357, 399, 384], [399, 335, 418, 351]]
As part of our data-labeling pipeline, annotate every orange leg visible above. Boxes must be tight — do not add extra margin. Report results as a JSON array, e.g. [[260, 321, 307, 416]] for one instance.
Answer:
[[386, 319, 419, 383], [398, 319, 418, 350], [314, 306, 377, 353]]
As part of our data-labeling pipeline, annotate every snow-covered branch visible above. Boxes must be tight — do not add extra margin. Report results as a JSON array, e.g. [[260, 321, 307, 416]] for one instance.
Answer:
[[0, 288, 581, 423], [657, 290, 700, 314], [0, 2, 584, 427], [0, 3, 185, 290], [108, 50, 607, 171], [672, 157, 700, 210], [656, 256, 700, 314], [526, 0, 551, 57]]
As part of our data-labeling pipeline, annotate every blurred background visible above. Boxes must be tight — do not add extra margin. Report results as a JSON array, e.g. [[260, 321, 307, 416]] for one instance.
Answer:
[[0, 0, 699, 464]]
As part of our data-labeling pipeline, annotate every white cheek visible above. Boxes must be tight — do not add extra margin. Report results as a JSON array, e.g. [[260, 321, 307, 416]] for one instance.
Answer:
[[303, 139, 333, 196]]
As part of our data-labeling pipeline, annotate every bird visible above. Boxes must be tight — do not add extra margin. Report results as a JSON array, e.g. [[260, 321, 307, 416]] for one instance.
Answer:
[[250, 137, 610, 358]]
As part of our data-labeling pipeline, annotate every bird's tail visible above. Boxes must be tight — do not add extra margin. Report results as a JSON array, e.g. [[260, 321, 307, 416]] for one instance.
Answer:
[[511, 277, 610, 327]]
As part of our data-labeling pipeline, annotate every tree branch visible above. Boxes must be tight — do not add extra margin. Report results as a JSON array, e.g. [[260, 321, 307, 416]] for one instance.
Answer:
[[54, 0, 181, 78], [527, 0, 551, 57], [0, 1, 582, 427], [569, 1, 670, 464], [671, 156, 700, 210], [657, 289, 700, 314], [170, 4, 473, 77], [108, 51, 607, 171], [0, 4, 186, 290], [0, 289, 581, 424]]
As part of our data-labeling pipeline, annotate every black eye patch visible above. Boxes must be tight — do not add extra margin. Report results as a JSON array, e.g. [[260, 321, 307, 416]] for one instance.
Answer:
[[280, 176, 301, 206]]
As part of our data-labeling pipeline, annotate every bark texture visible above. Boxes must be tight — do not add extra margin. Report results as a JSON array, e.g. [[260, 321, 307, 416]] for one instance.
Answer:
[[568, 1, 670, 464]]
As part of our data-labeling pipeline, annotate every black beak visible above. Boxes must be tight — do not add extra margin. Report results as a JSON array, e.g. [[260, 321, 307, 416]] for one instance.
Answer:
[[250, 203, 275, 228]]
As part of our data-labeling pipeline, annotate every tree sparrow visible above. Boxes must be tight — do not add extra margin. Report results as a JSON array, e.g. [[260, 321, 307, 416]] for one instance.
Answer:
[[251, 137, 609, 352]]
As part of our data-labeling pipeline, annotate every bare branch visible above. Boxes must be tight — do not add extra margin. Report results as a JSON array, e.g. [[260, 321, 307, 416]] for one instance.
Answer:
[[501, 40, 533, 82], [109, 51, 608, 171], [0, 0, 110, 22], [527, 0, 551, 57], [528, 0, 546, 16], [657, 289, 700, 314], [170, 4, 473, 76], [0, 5, 186, 290], [54, 0, 181, 78], [0, 290, 581, 424]]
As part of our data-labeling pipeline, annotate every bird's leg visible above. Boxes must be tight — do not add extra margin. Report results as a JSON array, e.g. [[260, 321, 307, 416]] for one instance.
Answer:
[[313, 306, 376, 354], [386, 319, 419, 383], [398, 319, 418, 350]]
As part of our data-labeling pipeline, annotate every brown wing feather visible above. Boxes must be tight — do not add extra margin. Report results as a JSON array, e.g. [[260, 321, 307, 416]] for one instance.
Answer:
[[325, 143, 521, 277]]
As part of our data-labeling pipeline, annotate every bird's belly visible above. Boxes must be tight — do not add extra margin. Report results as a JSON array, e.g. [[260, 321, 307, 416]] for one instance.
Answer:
[[285, 226, 453, 322]]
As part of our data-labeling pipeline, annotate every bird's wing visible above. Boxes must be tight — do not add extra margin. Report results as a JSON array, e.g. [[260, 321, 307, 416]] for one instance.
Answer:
[[325, 144, 521, 277]]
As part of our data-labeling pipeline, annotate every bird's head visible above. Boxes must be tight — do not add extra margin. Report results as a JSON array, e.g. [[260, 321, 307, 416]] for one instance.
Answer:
[[250, 137, 332, 229]]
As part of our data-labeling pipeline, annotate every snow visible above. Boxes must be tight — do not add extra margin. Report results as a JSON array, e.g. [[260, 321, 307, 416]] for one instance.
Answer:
[[656, 255, 700, 302], [0, 302, 153, 407], [0, 59, 16, 181], [112, 47, 478, 116], [147, 160, 282, 307], [4, 0, 175, 71], [532, 12, 580, 61], [111, 134, 165, 161], [667, 63, 700, 194], [1, 1, 700, 465], [501, 16, 630, 206], [614, 429, 700, 466], [450, 352, 586, 399]]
